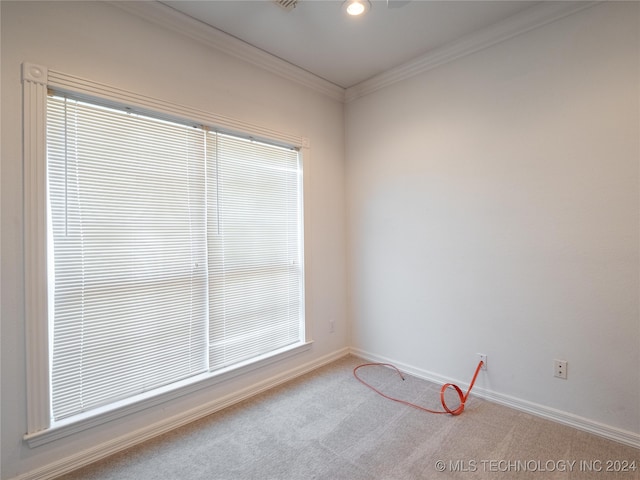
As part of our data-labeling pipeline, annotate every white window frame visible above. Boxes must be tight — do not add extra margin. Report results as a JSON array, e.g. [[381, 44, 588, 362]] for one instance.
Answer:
[[22, 62, 312, 447]]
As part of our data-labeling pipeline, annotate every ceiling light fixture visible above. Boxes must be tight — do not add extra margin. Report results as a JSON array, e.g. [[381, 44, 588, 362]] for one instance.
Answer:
[[343, 0, 371, 16]]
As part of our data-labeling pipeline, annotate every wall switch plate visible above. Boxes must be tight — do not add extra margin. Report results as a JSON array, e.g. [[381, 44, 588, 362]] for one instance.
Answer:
[[554, 359, 567, 379]]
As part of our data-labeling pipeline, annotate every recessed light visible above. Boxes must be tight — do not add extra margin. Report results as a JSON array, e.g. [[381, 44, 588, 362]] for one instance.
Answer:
[[343, 0, 371, 16]]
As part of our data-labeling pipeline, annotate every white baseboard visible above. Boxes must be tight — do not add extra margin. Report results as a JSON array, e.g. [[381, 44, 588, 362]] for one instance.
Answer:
[[14, 345, 638, 480], [349, 347, 640, 450], [14, 347, 351, 480]]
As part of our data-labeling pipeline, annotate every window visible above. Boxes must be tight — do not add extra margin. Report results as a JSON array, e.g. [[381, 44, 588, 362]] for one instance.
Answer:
[[23, 63, 308, 441]]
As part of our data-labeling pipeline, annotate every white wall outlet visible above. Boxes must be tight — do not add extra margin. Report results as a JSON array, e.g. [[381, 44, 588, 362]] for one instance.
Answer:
[[329, 319, 335, 333], [554, 359, 567, 379], [478, 353, 487, 370]]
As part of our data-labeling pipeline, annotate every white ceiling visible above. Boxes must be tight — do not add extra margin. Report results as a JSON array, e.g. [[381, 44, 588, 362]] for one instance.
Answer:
[[161, 1, 540, 89]]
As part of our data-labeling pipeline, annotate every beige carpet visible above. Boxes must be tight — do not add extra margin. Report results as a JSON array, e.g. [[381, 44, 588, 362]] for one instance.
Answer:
[[58, 355, 639, 479]]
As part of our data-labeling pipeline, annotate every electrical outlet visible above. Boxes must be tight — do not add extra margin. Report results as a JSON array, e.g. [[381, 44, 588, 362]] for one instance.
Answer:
[[554, 359, 567, 379], [329, 319, 335, 333], [478, 353, 487, 370]]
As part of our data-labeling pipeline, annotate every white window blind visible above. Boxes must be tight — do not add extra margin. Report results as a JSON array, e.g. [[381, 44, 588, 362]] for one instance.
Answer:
[[46, 95, 303, 422], [208, 133, 303, 370]]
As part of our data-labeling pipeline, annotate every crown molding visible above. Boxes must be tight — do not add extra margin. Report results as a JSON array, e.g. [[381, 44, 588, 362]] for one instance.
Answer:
[[344, 1, 602, 103], [108, 1, 600, 105], [108, 1, 346, 103]]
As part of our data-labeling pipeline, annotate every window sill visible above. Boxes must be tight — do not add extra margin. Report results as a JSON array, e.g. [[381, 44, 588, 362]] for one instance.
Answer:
[[24, 341, 313, 448]]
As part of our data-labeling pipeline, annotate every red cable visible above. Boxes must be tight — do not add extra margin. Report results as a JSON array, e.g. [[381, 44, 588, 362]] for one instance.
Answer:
[[353, 360, 484, 416]]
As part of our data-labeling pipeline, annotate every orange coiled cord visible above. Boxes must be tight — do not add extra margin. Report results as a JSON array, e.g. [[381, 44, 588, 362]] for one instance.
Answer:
[[353, 360, 484, 416]]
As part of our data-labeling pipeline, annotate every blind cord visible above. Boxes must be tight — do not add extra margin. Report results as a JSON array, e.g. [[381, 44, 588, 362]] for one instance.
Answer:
[[63, 97, 68, 237], [353, 360, 484, 416]]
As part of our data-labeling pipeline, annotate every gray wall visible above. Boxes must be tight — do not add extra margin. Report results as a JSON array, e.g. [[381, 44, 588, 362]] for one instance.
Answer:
[[346, 1, 639, 439]]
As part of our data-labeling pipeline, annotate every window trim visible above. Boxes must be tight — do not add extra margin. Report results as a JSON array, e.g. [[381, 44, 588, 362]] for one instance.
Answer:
[[22, 62, 312, 446], [25, 342, 312, 447]]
